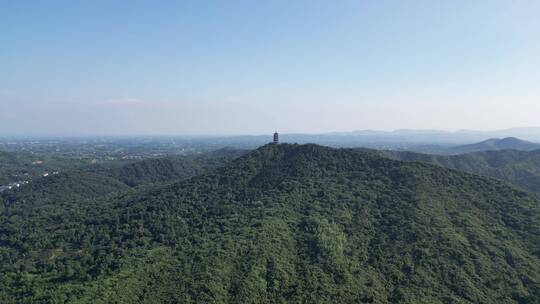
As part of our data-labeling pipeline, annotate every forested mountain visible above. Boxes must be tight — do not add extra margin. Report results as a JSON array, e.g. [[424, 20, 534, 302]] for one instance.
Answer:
[[449, 137, 540, 154], [107, 148, 246, 187], [1, 171, 131, 205], [385, 149, 540, 193], [2, 144, 540, 303], [0, 151, 87, 185], [1, 148, 246, 206]]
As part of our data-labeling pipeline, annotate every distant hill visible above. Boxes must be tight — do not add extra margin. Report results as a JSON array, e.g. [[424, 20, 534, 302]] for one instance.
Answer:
[[1, 171, 131, 206], [449, 137, 540, 154], [145, 128, 540, 150], [2, 148, 247, 205], [106, 148, 246, 186], [384, 148, 540, 193], [2, 144, 540, 303], [0, 151, 88, 184]]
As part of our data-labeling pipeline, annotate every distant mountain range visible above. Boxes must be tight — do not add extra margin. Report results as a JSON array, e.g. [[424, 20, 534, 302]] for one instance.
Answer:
[[4, 128, 540, 152], [334, 127, 540, 141], [157, 128, 540, 150]]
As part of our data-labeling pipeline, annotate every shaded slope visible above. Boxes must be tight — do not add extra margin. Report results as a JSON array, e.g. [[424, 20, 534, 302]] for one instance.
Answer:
[[1, 144, 540, 303], [385, 149, 540, 193], [1, 171, 130, 205], [107, 148, 246, 186], [450, 137, 540, 154], [1, 148, 247, 205], [107, 157, 209, 186]]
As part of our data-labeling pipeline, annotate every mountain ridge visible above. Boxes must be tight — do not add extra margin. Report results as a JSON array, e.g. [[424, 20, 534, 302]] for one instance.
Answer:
[[449, 137, 540, 154], [384, 148, 540, 193], [2, 144, 540, 303]]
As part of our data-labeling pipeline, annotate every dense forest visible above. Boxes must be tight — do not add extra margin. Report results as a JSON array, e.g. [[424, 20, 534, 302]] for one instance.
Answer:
[[106, 148, 247, 187], [1, 148, 246, 206], [448, 137, 540, 154], [0, 151, 89, 184], [385, 149, 540, 193], [2, 144, 540, 303]]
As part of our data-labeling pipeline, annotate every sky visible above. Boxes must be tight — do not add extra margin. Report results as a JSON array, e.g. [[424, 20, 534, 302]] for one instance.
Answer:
[[1, 0, 540, 136]]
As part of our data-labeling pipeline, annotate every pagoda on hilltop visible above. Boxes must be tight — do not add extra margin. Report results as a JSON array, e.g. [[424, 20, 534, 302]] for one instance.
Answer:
[[273, 131, 279, 144]]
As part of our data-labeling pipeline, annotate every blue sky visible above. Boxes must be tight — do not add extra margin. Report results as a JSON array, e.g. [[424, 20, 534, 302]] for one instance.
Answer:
[[1, 0, 540, 135]]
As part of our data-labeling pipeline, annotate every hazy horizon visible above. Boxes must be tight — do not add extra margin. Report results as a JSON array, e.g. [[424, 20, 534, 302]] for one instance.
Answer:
[[4, 127, 540, 139], [2, 1, 540, 135]]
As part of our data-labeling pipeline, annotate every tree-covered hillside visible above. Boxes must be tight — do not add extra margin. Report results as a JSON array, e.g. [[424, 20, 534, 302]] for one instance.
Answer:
[[1, 148, 246, 205], [0, 151, 89, 185], [385, 149, 540, 193], [449, 137, 540, 154], [1, 171, 131, 206], [107, 148, 246, 186], [2, 144, 540, 303]]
